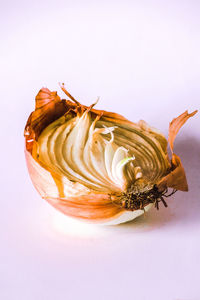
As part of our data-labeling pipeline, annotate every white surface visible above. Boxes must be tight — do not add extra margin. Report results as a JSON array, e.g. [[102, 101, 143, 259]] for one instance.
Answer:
[[1, 1, 200, 299]]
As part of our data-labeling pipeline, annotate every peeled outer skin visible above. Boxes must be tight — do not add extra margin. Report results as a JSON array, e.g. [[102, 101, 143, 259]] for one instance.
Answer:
[[24, 87, 197, 224], [157, 110, 198, 192]]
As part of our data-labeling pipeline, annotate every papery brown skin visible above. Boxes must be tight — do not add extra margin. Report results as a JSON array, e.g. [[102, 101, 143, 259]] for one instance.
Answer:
[[24, 86, 197, 223], [157, 110, 198, 192]]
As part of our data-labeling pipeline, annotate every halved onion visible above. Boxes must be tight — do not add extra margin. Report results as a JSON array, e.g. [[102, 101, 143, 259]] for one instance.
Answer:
[[24, 85, 197, 225]]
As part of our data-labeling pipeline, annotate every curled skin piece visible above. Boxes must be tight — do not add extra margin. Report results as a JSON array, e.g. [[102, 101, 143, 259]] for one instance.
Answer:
[[24, 85, 197, 225]]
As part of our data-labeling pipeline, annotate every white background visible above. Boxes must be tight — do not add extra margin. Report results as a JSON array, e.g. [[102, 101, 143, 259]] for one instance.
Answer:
[[1, 1, 200, 299]]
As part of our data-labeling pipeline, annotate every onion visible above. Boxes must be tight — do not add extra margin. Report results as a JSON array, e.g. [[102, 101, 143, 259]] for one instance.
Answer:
[[24, 84, 197, 225]]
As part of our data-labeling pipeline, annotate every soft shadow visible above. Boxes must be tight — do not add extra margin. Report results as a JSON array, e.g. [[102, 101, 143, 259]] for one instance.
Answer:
[[110, 135, 200, 233]]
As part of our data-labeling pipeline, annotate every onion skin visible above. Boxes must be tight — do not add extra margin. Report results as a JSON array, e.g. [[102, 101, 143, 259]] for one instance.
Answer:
[[157, 110, 198, 192], [24, 86, 197, 224]]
